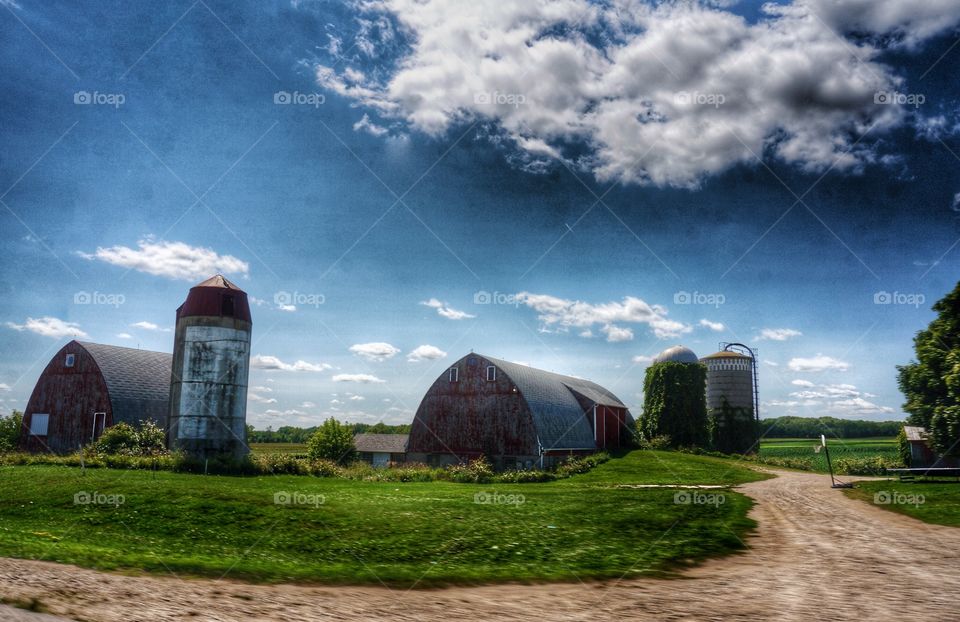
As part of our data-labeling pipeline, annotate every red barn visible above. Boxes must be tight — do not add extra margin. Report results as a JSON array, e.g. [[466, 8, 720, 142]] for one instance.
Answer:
[[20, 341, 171, 453], [407, 353, 633, 469]]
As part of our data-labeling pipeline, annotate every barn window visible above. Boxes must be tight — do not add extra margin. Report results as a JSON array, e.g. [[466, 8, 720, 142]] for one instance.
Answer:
[[448, 367, 459, 382], [486, 366, 496, 381], [29, 414, 49, 436], [221, 294, 235, 317], [64, 353, 75, 367]]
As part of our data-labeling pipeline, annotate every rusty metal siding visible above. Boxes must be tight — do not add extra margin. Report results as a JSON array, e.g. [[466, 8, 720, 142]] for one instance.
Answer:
[[20, 342, 112, 453], [408, 355, 540, 458]]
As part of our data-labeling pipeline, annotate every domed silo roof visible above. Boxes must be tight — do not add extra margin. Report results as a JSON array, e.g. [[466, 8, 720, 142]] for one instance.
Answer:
[[652, 345, 700, 364]]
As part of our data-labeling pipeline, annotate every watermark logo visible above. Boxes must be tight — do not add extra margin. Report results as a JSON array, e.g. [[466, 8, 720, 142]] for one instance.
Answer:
[[274, 291, 325, 308], [274, 91, 325, 108], [673, 290, 725, 308], [74, 490, 125, 506], [675, 91, 725, 108], [874, 91, 925, 108], [473, 290, 520, 306], [73, 291, 125, 307], [873, 291, 924, 308], [873, 490, 924, 508], [474, 491, 525, 506], [74, 91, 125, 108], [474, 91, 527, 108], [674, 491, 725, 506], [274, 491, 325, 507]]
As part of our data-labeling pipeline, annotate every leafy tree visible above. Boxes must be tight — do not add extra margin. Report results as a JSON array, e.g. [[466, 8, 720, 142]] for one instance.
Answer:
[[93, 420, 167, 456], [0, 410, 23, 452], [709, 398, 757, 454], [898, 281, 960, 456], [757, 416, 903, 438], [640, 362, 708, 448], [307, 418, 357, 464]]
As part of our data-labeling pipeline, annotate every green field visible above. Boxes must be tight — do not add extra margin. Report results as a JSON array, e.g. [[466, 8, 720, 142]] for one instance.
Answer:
[[249, 442, 308, 456], [0, 450, 767, 586], [758, 437, 900, 472], [845, 480, 960, 527]]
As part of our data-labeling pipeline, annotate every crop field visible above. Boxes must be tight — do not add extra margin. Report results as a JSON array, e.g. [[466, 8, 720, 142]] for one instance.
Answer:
[[0, 451, 767, 586], [758, 437, 900, 472], [249, 443, 308, 456]]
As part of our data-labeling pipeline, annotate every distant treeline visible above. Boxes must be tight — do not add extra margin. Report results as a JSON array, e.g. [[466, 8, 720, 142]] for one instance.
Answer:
[[759, 416, 903, 439], [247, 422, 412, 443]]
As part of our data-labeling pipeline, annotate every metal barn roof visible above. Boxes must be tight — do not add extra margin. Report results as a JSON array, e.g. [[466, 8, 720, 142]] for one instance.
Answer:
[[354, 433, 409, 453], [483, 356, 628, 451], [903, 426, 927, 442], [76, 342, 171, 424]]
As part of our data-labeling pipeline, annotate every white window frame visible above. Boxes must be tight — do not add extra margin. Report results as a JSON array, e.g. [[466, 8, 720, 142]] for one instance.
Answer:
[[486, 365, 496, 381], [30, 413, 50, 436], [449, 367, 459, 382], [65, 353, 75, 367]]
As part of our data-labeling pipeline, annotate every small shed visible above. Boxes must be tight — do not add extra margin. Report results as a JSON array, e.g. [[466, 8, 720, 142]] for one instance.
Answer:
[[903, 425, 938, 468], [355, 433, 408, 467], [20, 341, 172, 453]]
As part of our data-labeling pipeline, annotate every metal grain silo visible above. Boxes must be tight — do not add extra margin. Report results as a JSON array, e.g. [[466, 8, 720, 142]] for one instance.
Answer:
[[168, 275, 252, 459], [701, 343, 758, 453]]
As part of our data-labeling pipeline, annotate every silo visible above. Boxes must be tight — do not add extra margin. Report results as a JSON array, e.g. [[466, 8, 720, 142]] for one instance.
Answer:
[[701, 346, 757, 453], [168, 275, 252, 459]]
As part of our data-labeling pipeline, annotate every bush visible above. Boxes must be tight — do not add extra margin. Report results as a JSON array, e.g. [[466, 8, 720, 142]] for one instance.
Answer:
[[446, 457, 494, 483], [307, 418, 357, 465], [93, 420, 168, 457], [0, 410, 23, 452], [834, 456, 902, 476], [639, 434, 672, 450]]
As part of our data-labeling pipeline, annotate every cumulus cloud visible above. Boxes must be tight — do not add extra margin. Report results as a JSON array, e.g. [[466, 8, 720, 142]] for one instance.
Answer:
[[307, 0, 958, 187], [776, 378, 894, 415], [0, 383, 10, 392], [407, 344, 448, 362], [516, 292, 690, 340], [116, 333, 133, 340], [757, 328, 803, 341], [333, 373, 386, 383], [787, 354, 850, 373], [699, 319, 725, 332], [421, 298, 476, 320], [6, 316, 88, 339], [349, 342, 401, 362], [354, 113, 390, 136], [248, 392, 278, 404], [251, 354, 332, 372], [631, 354, 654, 365], [78, 238, 249, 281], [130, 321, 171, 332]]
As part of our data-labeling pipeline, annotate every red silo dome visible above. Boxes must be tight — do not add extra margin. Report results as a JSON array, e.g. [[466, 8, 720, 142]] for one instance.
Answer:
[[175, 274, 252, 323]]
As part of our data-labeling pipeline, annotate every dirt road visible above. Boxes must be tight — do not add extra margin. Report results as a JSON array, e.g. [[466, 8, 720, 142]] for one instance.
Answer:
[[1, 469, 958, 621]]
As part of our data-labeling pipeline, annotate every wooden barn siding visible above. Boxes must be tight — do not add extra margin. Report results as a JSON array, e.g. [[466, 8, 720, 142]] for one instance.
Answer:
[[20, 342, 112, 453], [408, 357, 540, 457]]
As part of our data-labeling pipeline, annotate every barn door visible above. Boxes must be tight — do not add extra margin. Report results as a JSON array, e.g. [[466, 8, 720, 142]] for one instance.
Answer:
[[90, 412, 106, 442]]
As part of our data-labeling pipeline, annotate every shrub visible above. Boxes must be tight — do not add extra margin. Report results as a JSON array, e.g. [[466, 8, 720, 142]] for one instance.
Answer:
[[93, 423, 140, 455], [834, 456, 902, 476], [896, 427, 912, 467], [639, 434, 672, 450], [446, 457, 494, 483], [307, 418, 357, 465], [0, 410, 23, 452], [307, 459, 343, 478]]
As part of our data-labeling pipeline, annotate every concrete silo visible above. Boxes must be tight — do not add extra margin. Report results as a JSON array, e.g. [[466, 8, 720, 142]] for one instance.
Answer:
[[168, 275, 252, 459], [701, 344, 757, 453]]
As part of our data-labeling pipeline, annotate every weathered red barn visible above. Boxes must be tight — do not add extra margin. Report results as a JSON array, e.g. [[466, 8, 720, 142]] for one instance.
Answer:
[[407, 353, 633, 469], [20, 341, 171, 453]]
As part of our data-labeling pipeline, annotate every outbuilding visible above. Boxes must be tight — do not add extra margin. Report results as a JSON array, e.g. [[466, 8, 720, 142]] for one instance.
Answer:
[[355, 433, 408, 467], [20, 341, 171, 453], [407, 353, 633, 469]]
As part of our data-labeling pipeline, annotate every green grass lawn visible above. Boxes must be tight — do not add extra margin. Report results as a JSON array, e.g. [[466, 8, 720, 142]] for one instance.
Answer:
[[845, 479, 960, 527], [758, 437, 899, 472], [0, 450, 766, 586]]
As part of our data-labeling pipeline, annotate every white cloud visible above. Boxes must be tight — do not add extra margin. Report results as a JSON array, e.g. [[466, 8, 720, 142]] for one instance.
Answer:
[[763, 359, 780, 367], [757, 328, 803, 341], [349, 342, 401, 362], [78, 238, 249, 281], [309, 0, 956, 187], [248, 392, 278, 404], [301, 401, 316, 408], [263, 409, 308, 417], [421, 298, 476, 320], [349, 395, 365, 401], [831, 397, 895, 415], [116, 333, 133, 340], [631, 355, 654, 365], [130, 321, 171, 332], [250, 354, 332, 372], [332, 373, 386, 383], [699, 319, 725, 332], [277, 304, 297, 312], [516, 292, 690, 340], [0, 383, 10, 392], [6, 317, 89, 339], [407, 344, 448, 362], [791, 379, 816, 387], [354, 113, 390, 136], [251, 385, 273, 392], [787, 355, 849, 373]]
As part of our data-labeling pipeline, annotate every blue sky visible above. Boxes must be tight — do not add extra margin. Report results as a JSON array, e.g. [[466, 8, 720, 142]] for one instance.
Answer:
[[2, 0, 960, 428]]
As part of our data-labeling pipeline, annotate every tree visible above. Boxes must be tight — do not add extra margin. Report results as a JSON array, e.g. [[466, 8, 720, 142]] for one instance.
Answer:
[[640, 362, 708, 448], [0, 410, 23, 452], [307, 417, 357, 464], [709, 398, 757, 454], [898, 281, 960, 456]]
